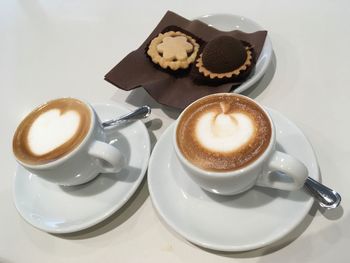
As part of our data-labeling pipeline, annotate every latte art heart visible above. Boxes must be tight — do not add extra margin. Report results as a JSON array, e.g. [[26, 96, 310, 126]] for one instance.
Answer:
[[28, 109, 81, 155], [13, 98, 91, 165], [196, 112, 254, 153]]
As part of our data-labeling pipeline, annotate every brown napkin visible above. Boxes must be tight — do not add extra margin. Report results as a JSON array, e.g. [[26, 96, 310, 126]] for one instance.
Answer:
[[105, 11, 267, 109]]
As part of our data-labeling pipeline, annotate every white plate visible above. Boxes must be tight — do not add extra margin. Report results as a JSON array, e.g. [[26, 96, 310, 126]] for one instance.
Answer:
[[148, 108, 319, 252], [197, 14, 273, 93], [13, 103, 150, 233]]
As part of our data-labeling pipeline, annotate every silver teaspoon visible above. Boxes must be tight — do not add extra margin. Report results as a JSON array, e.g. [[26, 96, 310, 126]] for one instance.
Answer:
[[304, 176, 341, 209], [102, 105, 151, 128]]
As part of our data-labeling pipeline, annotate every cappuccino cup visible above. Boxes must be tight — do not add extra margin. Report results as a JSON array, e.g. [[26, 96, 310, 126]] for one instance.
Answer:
[[174, 93, 308, 195], [13, 98, 125, 186]]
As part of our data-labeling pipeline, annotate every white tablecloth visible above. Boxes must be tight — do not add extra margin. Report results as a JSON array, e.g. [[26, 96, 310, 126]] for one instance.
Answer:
[[1, 1, 349, 262]]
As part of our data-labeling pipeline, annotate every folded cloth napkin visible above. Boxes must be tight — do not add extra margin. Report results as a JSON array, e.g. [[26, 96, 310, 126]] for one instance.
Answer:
[[105, 11, 267, 109]]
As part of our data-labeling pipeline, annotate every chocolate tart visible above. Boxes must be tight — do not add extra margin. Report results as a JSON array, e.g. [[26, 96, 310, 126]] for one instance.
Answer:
[[194, 36, 255, 85]]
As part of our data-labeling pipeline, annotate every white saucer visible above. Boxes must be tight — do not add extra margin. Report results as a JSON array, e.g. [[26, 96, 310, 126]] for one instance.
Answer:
[[197, 14, 273, 93], [148, 108, 319, 252], [14, 103, 150, 234]]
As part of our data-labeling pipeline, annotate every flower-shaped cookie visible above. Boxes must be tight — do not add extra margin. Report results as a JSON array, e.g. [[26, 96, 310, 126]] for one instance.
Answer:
[[157, 36, 193, 61], [147, 31, 199, 70]]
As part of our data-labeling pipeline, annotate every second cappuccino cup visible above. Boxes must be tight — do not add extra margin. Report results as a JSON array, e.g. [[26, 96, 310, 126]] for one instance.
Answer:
[[13, 98, 126, 186], [174, 93, 308, 195]]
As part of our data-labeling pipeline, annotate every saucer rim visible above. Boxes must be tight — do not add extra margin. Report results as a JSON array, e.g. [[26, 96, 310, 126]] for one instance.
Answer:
[[196, 13, 273, 94], [13, 103, 151, 234], [148, 107, 319, 251]]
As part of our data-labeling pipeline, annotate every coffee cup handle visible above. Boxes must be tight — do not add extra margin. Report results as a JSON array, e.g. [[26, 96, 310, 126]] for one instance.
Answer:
[[256, 151, 308, 191], [88, 141, 125, 173]]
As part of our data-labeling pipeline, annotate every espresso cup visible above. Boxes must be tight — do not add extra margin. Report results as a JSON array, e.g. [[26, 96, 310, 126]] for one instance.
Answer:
[[174, 93, 308, 195], [13, 98, 125, 186]]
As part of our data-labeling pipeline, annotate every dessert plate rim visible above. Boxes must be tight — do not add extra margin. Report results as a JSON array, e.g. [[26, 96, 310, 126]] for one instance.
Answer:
[[196, 13, 273, 94]]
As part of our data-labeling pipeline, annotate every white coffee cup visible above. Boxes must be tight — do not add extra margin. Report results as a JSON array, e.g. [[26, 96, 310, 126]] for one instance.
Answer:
[[173, 93, 308, 195], [13, 98, 125, 186]]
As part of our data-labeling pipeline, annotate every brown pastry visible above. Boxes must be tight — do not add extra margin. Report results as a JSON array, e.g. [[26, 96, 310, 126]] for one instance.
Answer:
[[195, 35, 254, 83], [147, 31, 200, 70]]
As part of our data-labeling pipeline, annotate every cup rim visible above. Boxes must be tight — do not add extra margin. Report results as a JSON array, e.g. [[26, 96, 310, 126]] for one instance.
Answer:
[[13, 97, 96, 169], [173, 93, 275, 177]]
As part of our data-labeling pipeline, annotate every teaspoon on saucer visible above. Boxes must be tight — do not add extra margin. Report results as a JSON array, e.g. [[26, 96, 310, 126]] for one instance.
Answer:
[[304, 177, 341, 209], [102, 105, 151, 128]]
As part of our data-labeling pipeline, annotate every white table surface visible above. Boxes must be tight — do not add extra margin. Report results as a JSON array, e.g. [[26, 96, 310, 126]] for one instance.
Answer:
[[1, 0, 349, 262]]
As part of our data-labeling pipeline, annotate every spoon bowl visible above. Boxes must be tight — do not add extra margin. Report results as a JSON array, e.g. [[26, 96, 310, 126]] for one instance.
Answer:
[[304, 177, 341, 209]]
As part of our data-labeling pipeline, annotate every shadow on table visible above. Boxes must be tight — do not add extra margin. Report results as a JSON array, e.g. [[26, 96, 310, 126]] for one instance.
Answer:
[[319, 205, 344, 220], [54, 176, 149, 240], [195, 201, 319, 258], [144, 118, 162, 151], [153, 198, 344, 260]]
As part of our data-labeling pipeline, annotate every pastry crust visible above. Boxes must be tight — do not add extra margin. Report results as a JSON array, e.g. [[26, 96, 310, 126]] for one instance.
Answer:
[[196, 47, 253, 79], [147, 31, 200, 70]]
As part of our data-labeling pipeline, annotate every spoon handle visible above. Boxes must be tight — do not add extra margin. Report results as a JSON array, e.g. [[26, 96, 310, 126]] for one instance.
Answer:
[[304, 177, 341, 209], [102, 105, 151, 128]]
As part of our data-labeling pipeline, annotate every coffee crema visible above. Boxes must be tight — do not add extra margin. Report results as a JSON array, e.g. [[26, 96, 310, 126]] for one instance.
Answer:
[[13, 98, 91, 165], [176, 94, 272, 172]]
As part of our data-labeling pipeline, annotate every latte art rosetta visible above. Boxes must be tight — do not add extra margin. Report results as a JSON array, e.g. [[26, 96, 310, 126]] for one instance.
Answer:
[[176, 94, 272, 172], [196, 112, 254, 153]]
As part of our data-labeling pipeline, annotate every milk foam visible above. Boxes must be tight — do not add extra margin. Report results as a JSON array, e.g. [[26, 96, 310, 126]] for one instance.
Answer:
[[27, 109, 81, 155], [195, 112, 254, 153]]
